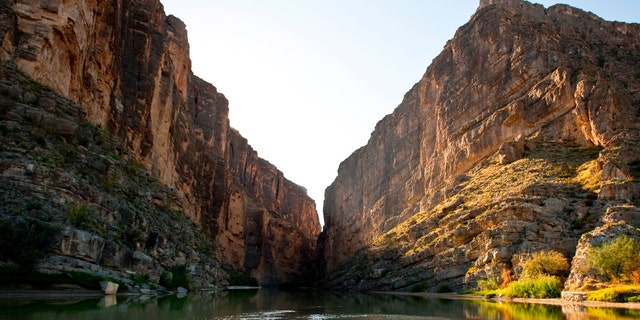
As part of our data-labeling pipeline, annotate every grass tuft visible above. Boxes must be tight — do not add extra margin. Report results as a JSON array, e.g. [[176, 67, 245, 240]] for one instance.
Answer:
[[502, 276, 562, 298]]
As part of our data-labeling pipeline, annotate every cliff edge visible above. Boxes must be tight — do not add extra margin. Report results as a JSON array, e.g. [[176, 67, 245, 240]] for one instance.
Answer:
[[0, 0, 320, 285], [322, 0, 640, 291]]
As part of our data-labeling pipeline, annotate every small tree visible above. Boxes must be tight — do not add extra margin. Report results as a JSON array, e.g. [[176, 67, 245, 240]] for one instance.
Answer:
[[587, 235, 640, 282], [521, 250, 569, 279], [500, 268, 514, 289], [160, 264, 191, 289], [631, 270, 640, 286]]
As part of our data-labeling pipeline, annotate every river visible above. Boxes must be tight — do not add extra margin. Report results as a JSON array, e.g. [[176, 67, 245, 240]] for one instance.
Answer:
[[0, 289, 639, 319]]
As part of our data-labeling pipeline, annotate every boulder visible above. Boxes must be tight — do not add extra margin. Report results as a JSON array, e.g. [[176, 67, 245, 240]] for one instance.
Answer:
[[100, 281, 119, 295]]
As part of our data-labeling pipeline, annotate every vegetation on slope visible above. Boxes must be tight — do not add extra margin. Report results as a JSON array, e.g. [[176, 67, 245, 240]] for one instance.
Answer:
[[0, 62, 223, 289], [473, 235, 640, 301], [588, 235, 640, 283], [324, 140, 605, 292], [374, 141, 602, 250]]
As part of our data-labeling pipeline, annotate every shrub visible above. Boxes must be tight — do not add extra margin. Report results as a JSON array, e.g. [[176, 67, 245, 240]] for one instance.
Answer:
[[586, 285, 640, 302], [500, 268, 514, 289], [478, 277, 499, 291], [64, 203, 92, 229], [160, 265, 191, 289], [631, 270, 640, 286], [503, 276, 562, 298], [67, 271, 124, 290], [409, 281, 428, 292], [228, 269, 258, 287], [0, 269, 124, 291], [437, 284, 452, 293], [60, 142, 79, 164], [587, 235, 640, 282], [160, 271, 172, 288], [0, 219, 58, 270], [132, 273, 150, 285], [520, 250, 569, 279]]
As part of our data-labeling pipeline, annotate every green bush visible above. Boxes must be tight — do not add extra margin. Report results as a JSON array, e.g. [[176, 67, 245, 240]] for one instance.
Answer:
[[521, 250, 569, 279], [586, 285, 640, 302], [160, 271, 171, 288], [131, 273, 150, 285], [478, 277, 499, 291], [228, 269, 258, 287], [437, 284, 452, 293], [60, 142, 79, 164], [64, 203, 92, 229], [67, 271, 125, 290], [0, 219, 58, 270], [160, 265, 191, 289], [587, 235, 640, 281], [503, 276, 562, 298], [409, 281, 428, 292], [0, 269, 125, 291]]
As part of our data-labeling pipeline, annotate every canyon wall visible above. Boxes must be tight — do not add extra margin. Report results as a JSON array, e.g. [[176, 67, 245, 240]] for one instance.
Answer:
[[322, 0, 640, 291], [0, 0, 320, 285]]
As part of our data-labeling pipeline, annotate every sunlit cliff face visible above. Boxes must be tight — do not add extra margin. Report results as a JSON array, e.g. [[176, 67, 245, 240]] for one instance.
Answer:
[[321, 0, 640, 291]]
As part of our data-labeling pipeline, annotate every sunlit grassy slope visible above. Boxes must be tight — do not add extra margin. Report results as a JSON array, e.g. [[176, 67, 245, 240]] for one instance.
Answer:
[[325, 141, 605, 291]]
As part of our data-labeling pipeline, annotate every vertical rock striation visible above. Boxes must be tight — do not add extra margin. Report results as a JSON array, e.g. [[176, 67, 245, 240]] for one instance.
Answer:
[[322, 0, 640, 290], [0, 0, 320, 285]]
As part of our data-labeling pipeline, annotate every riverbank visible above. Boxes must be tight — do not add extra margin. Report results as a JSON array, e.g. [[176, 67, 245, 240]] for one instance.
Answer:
[[379, 291, 640, 310], [0, 290, 104, 299], [4, 288, 640, 311]]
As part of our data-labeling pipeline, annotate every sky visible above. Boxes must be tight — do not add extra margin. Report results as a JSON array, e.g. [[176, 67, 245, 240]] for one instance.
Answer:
[[160, 0, 640, 225]]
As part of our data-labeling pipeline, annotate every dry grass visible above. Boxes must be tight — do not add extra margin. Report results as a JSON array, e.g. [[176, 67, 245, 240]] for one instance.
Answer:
[[631, 270, 640, 286], [574, 159, 602, 192], [500, 268, 514, 289], [367, 142, 602, 263]]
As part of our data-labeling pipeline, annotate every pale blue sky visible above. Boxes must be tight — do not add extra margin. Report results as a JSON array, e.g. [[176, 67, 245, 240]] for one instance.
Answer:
[[161, 1, 640, 224]]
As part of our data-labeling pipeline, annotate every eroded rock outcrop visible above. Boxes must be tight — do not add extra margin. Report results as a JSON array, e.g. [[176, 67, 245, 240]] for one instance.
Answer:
[[0, 65, 225, 289], [0, 0, 320, 285], [322, 0, 640, 291]]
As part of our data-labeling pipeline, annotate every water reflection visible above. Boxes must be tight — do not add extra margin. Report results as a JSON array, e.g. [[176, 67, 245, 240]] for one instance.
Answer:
[[0, 290, 639, 320]]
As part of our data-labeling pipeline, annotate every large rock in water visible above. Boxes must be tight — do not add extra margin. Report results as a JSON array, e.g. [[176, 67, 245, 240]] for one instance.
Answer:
[[0, 0, 320, 285], [321, 0, 640, 291], [100, 281, 119, 295]]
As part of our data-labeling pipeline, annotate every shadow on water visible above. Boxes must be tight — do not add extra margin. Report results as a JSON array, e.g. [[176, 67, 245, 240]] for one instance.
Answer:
[[1, 290, 640, 319]]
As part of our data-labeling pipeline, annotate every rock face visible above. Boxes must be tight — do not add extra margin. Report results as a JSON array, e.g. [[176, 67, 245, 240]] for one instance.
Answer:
[[0, 0, 320, 285], [0, 65, 226, 288], [322, 0, 640, 291]]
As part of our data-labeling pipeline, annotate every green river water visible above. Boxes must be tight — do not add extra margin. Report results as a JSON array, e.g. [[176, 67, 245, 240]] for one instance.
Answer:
[[0, 290, 639, 319]]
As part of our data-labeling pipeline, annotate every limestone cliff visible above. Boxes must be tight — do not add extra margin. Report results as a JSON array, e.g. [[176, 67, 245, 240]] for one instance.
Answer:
[[0, 63, 225, 289], [0, 0, 320, 285], [322, 0, 640, 291]]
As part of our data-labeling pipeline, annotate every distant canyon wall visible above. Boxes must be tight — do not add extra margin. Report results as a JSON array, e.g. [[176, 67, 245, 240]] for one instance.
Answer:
[[0, 0, 320, 284], [322, 0, 640, 280]]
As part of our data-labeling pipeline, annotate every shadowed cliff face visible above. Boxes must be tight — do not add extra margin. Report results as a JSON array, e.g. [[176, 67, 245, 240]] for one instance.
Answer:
[[322, 0, 640, 291], [0, 0, 320, 285]]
